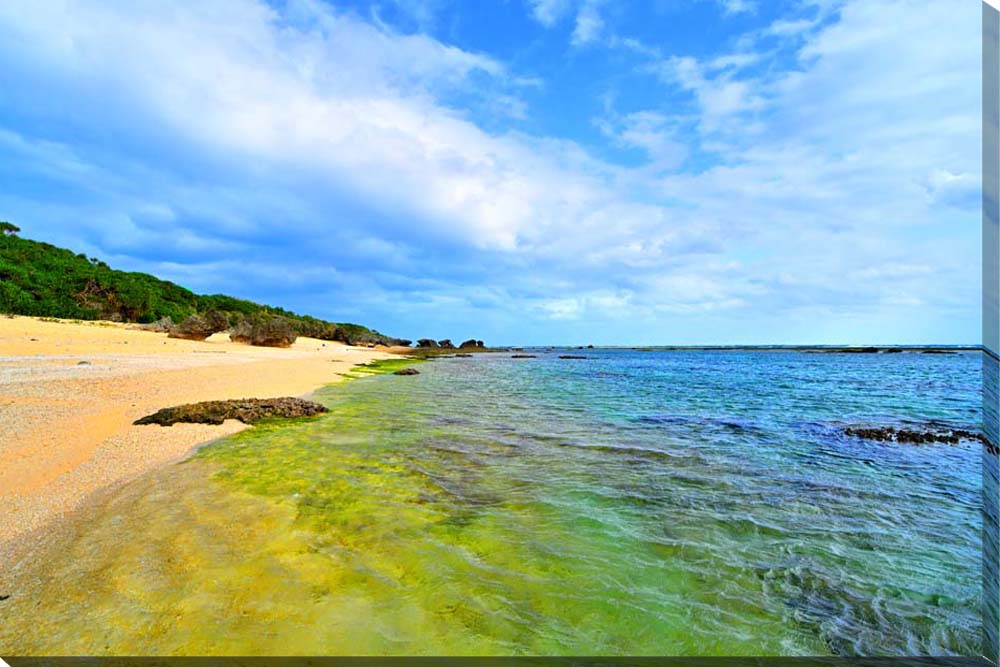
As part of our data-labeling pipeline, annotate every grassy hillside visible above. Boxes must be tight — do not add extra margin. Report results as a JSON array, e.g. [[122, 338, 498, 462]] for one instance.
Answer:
[[0, 223, 408, 346]]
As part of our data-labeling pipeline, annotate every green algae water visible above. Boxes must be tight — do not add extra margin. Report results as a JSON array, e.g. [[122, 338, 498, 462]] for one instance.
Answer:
[[0, 350, 982, 655]]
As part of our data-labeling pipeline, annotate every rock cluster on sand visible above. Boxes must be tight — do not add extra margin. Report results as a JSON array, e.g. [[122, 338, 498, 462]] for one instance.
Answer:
[[134, 397, 327, 426], [844, 425, 986, 445], [416, 339, 438, 348], [230, 316, 297, 348], [141, 316, 174, 333], [167, 311, 229, 341]]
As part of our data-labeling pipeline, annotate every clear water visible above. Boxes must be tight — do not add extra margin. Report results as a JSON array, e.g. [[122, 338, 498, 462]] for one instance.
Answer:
[[0, 350, 982, 655]]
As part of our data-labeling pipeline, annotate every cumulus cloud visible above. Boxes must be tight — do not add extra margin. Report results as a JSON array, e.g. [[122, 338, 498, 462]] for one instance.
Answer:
[[594, 111, 688, 170], [0, 0, 981, 344], [718, 0, 757, 16], [527, 0, 572, 26], [924, 170, 979, 209], [0, 1, 604, 252], [525, 0, 606, 48], [571, 0, 605, 46]]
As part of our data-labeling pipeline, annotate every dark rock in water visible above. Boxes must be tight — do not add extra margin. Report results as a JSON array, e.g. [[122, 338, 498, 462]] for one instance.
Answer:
[[844, 425, 986, 446], [438, 339, 455, 349], [416, 339, 439, 348], [587, 345, 595, 349], [559, 355, 587, 359], [134, 397, 327, 426], [168, 310, 229, 341], [840, 347, 880, 353], [455, 353, 473, 357], [921, 349, 956, 354], [394, 368, 420, 375], [511, 354, 536, 358]]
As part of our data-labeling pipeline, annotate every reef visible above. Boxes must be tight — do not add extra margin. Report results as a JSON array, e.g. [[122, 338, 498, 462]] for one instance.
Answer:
[[134, 397, 327, 426], [844, 425, 986, 446]]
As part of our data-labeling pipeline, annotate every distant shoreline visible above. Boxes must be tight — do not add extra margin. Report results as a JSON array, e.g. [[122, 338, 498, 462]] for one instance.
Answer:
[[509, 344, 982, 352]]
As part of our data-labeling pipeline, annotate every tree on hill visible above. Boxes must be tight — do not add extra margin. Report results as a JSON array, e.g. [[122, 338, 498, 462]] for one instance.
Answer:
[[0, 224, 410, 346]]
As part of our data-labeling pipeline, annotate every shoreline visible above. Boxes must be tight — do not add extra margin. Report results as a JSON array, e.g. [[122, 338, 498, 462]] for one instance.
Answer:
[[0, 315, 401, 563]]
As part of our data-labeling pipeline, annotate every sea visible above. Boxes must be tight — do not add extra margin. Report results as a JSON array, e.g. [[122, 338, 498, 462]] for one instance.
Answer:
[[0, 348, 983, 655]]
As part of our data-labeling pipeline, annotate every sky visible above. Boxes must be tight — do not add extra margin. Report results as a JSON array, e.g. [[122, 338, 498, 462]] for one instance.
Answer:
[[0, 0, 982, 345]]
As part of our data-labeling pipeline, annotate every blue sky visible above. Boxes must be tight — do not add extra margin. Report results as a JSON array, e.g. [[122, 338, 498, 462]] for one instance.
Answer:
[[0, 0, 981, 345]]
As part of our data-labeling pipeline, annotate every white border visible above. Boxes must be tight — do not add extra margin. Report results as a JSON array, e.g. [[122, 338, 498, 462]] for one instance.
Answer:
[[989, 0, 1000, 12]]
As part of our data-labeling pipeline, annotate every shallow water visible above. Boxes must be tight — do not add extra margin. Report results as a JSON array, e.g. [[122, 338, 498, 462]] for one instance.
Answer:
[[0, 349, 982, 655]]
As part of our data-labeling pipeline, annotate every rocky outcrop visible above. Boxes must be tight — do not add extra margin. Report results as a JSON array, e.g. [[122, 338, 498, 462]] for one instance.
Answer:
[[511, 354, 536, 358], [141, 316, 174, 333], [230, 316, 297, 348], [134, 397, 327, 426], [844, 425, 986, 445], [393, 368, 420, 375], [438, 339, 455, 349], [416, 339, 439, 348], [167, 311, 229, 341], [559, 355, 587, 359], [459, 339, 485, 349], [341, 331, 411, 347]]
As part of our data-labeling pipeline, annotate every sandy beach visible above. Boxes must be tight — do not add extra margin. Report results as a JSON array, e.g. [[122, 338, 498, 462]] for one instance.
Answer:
[[0, 315, 399, 556]]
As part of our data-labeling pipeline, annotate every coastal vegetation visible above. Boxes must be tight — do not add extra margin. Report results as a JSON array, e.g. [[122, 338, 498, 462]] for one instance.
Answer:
[[340, 357, 424, 379], [0, 224, 408, 346]]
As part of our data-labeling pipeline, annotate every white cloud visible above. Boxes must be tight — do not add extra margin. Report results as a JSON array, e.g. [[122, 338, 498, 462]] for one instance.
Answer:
[[849, 264, 933, 282], [526, 0, 605, 48], [0, 0, 982, 343], [527, 0, 571, 26], [764, 18, 817, 37], [595, 110, 688, 170], [0, 1, 609, 252], [654, 56, 766, 127], [539, 298, 583, 319], [571, 0, 605, 46], [924, 170, 979, 209], [718, 0, 758, 16]]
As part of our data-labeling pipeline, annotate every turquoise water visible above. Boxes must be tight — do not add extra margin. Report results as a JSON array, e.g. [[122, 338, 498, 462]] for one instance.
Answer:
[[1, 349, 983, 655]]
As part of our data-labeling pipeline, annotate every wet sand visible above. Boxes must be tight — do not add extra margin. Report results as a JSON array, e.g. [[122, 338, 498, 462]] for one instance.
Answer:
[[0, 315, 397, 556]]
